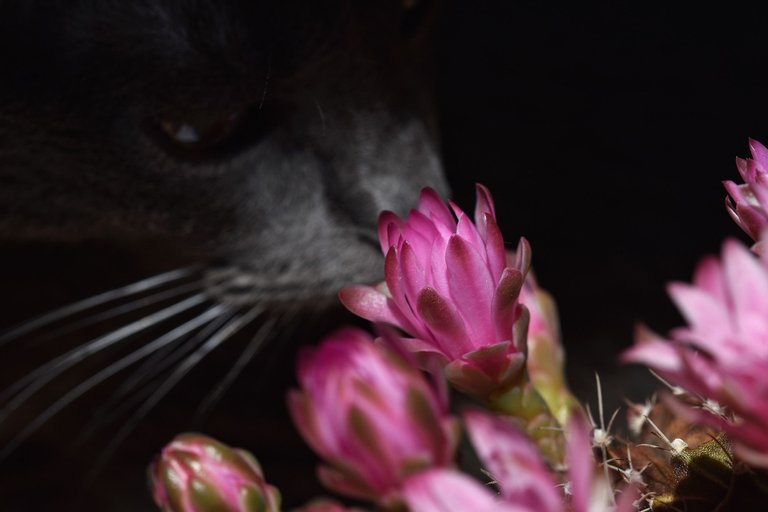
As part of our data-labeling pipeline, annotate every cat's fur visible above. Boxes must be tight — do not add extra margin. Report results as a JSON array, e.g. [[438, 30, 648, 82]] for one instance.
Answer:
[[0, 0, 446, 300], [0, 1, 446, 509]]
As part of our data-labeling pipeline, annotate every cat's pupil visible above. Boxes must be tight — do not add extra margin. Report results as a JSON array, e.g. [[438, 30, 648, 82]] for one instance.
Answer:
[[156, 112, 242, 151]]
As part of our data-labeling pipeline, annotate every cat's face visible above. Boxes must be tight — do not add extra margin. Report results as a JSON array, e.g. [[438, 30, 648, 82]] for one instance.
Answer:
[[0, 0, 447, 303], [0, 2, 446, 507]]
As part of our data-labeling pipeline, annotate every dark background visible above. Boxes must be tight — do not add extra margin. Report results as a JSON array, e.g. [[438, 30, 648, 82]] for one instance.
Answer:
[[439, 1, 762, 403], [2, 1, 767, 510]]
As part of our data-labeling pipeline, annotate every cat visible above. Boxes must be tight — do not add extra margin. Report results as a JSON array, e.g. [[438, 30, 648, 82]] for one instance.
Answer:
[[0, 1, 447, 509]]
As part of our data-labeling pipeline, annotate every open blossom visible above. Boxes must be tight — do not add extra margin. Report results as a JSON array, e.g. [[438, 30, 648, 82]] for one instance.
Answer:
[[402, 411, 635, 512], [340, 185, 530, 398], [724, 138, 768, 251], [623, 239, 768, 467], [287, 328, 458, 506], [149, 433, 280, 512]]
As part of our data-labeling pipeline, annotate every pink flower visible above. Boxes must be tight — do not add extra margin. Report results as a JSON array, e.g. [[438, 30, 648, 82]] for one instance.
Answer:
[[149, 433, 281, 512], [402, 411, 636, 512], [623, 239, 768, 467], [293, 499, 367, 512], [340, 185, 530, 398], [287, 328, 458, 506], [724, 138, 768, 251], [462, 409, 561, 512]]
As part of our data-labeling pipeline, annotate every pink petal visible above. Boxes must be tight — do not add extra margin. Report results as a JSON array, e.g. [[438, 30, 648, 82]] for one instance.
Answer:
[[514, 238, 532, 275], [401, 242, 428, 310], [428, 235, 451, 297], [736, 204, 768, 239], [444, 360, 494, 397], [749, 138, 768, 170], [317, 465, 378, 503], [446, 234, 495, 344], [492, 268, 525, 343], [287, 390, 328, 460], [565, 413, 594, 512], [339, 285, 401, 325], [406, 209, 441, 243], [752, 177, 768, 205], [621, 336, 685, 375], [463, 409, 560, 512], [722, 239, 768, 342], [463, 343, 525, 388], [403, 216, 436, 261], [692, 255, 726, 302], [614, 484, 639, 512], [383, 248, 431, 340], [736, 156, 751, 181], [418, 188, 456, 230], [416, 287, 472, 356], [456, 213, 487, 263], [474, 183, 497, 225], [483, 214, 508, 283], [667, 282, 730, 345], [378, 211, 402, 254], [402, 469, 519, 512]]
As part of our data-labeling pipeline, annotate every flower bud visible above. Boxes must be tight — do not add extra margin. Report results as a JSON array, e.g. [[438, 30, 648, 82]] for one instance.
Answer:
[[724, 138, 768, 251], [149, 433, 281, 512], [287, 327, 458, 506], [293, 498, 367, 512]]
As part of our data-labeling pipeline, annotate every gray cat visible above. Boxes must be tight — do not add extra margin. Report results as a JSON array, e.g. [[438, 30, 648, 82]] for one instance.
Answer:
[[0, 1, 447, 509]]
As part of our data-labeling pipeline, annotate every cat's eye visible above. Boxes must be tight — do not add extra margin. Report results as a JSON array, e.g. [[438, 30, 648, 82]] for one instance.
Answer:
[[155, 111, 243, 152], [146, 100, 284, 162]]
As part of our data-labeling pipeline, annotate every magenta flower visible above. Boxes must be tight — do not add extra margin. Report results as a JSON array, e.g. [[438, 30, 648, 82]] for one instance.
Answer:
[[402, 411, 636, 512], [623, 239, 768, 467], [149, 433, 281, 512], [402, 469, 518, 512], [287, 328, 458, 506], [340, 185, 530, 398], [294, 499, 367, 512], [462, 409, 561, 512], [724, 138, 768, 251]]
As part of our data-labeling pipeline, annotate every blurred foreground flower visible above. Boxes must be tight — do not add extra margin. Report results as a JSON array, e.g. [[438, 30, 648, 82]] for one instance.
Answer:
[[293, 499, 367, 512], [149, 433, 280, 512], [624, 239, 768, 467], [340, 184, 530, 399], [724, 138, 768, 251], [287, 328, 458, 507], [520, 273, 579, 426], [402, 410, 636, 512]]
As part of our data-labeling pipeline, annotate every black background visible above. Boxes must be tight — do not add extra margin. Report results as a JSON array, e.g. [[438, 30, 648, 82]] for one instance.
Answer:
[[2, 1, 768, 509], [439, 0, 763, 403]]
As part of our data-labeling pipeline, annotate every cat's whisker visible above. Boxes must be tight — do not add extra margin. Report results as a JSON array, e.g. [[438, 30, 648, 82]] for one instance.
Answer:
[[77, 309, 240, 444], [27, 280, 204, 348], [245, 304, 322, 395], [0, 293, 209, 424], [0, 266, 200, 347], [194, 314, 279, 421], [0, 305, 227, 461], [87, 305, 266, 479]]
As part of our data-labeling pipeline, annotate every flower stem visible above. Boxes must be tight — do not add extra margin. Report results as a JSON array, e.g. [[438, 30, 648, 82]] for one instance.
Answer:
[[487, 373, 567, 468]]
